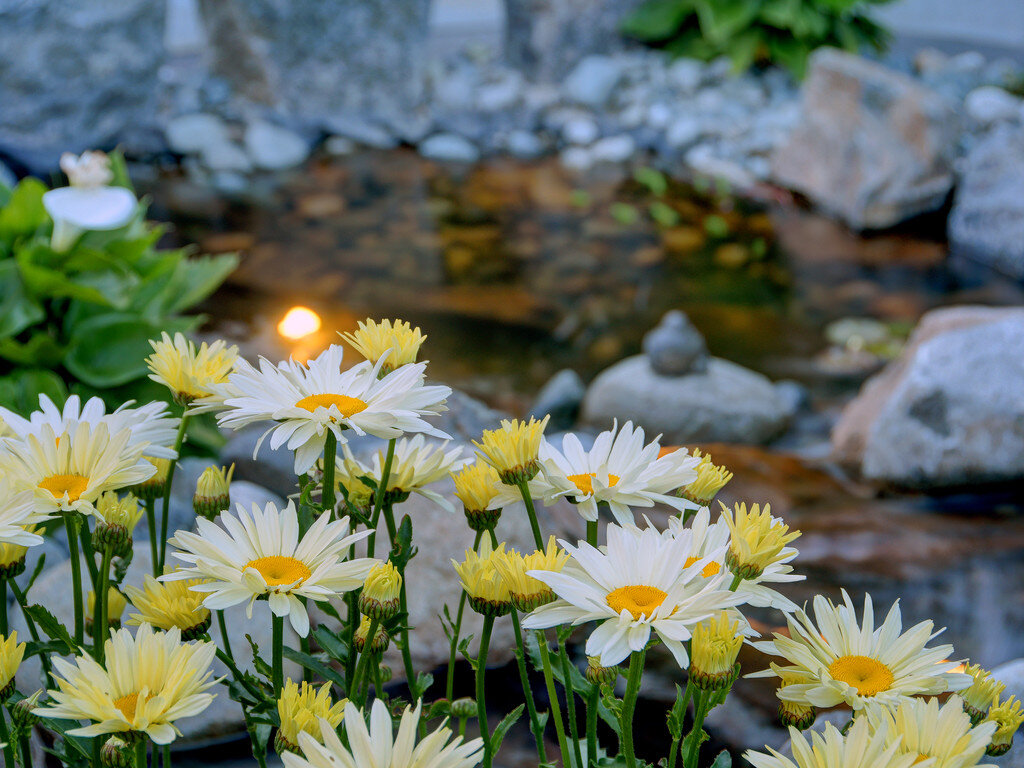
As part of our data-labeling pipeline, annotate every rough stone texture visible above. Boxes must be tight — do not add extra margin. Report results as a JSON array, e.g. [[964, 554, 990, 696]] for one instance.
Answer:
[[948, 124, 1024, 279], [771, 48, 960, 231], [13, 549, 302, 743], [199, 0, 431, 129], [642, 310, 708, 376], [0, 0, 165, 167], [529, 368, 586, 431], [504, 0, 646, 82], [581, 355, 790, 444], [832, 306, 1024, 489]]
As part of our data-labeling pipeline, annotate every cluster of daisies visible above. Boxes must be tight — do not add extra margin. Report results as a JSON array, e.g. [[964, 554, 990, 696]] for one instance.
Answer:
[[0, 314, 1018, 768]]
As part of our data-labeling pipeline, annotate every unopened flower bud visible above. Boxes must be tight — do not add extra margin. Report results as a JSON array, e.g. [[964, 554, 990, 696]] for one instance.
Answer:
[[353, 617, 390, 654], [451, 697, 477, 719], [131, 458, 173, 501], [93, 492, 142, 556], [689, 612, 742, 691], [101, 737, 133, 768], [193, 465, 233, 521], [11, 690, 43, 729], [961, 663, 1005, 725], [585, 656, 619, 687], [86, 588, 127, 637], [678, 449, 732, 505], [359, 562, 401, 620], [721, 502, 800, 581], [776, 668, 817, 731], [986, 696, 1024, 757]]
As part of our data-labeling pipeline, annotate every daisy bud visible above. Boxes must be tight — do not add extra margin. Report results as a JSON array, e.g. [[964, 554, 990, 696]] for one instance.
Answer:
[[340, 318, 426, 376], [453, 540, 513, 617], [960, 663, 1006, 725], [93, 492, 143, 556], [11, 690, 43, 730], [585, 656, 619, 687], [131, 457, 173, 502], [101, 737, 134, 768], [451, 697, 477, 719], [124, 574, 212, 641], [689, 612, 742, 691], [194, 465, 234, 521], [359, 562, 402, 620], [0, 532, 35, 579], [86, 588, 127, 637], [354, 616, 390, 654], [0, 633, 25, 703], [473, 416, 549, 486], [985, 695, 1024, 757], [276, 679, 346, 755], [721, 501, 800, 580], [493, 537, 567, 612], [775, 668, 817, 731], [452, 462, 502, 532], [379, 665, 393, 683], [678, 449, 732, 505]]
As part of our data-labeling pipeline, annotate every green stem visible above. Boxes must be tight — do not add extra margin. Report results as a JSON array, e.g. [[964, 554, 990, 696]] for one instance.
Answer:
[[134, 739, 146, 768], [11, 580, 53, 686], [515, 480, 544, 550], [351, 617, 380, 706], [145, 497, 159, 577], [511, 611, 547, 766], [476, 615, 495, 768], [94, 547, 113, 662], [383, 504, 417, 699], [446, 531, 482, 701], [0, 709, 14, 768], [728, 573, 743, 591], [0, 579, 7, 636], [159, 413, 190, 572], [18, 731, 31, 768], [620, 648, 647, 768], [300, 624, 313, 684], [243, 707, 268, 768], [213, 646, 263, 700], [537, 631, 571, 768], [161, 745, 170, 768], [586, 519, 598, 548], [586, 684, 599, 768], [321, 432, 337, 518], [366, 439, 397, 559], [372, 662, 384, 702], [65, 514, 84, 646], [79, 525, 99, 587], [272, 614, 284, 698], [217, 610, 233, 662], [558, 637, 583, 768], [683, 690, 711, 768], [344, 592, 359, 686]]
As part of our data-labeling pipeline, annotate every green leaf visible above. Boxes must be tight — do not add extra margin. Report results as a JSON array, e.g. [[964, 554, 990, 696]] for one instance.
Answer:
[[621, 0, 694, 41], [649, 201, 680, 227], [0, 369, 68, 412], [0, 260, 44, 338], [311, 625, 351, 665], [490, 704, 525, 756], [633, 167, 668, 197], [16, 247, 112, 305], [63, 312, 165, 387], [281, 647, 348, 691], [711, 751, 732, 768], [610, 203, 640, 225], [25, 604, 77, 654], [694, 0, 761, 45], [0, 177, 48, 248], [166, 253, 239, 314]]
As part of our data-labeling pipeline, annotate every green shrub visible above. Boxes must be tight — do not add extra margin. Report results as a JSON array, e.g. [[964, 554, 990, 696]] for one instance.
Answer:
[[622, 0, 893, 78], [0, 157, 237, 415]]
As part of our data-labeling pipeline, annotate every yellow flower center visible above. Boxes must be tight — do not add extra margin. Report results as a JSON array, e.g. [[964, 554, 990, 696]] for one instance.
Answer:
[[567, 473, 620, 496], [684, 556, 722, 578], [245, 556, 312, 587], [913, 756, 930, 765], [606, 585, 667, 620], [827, 655, 895, 696], [294, 394, 368, 418], [114, 692, 143, 722], [38, 473, 90, 502]]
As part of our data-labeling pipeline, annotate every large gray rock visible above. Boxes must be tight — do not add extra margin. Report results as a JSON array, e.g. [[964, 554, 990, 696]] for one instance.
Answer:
[[771, 48, 959, 230], [0, 0, 165, 166], [581, 355, 790, 444], [949, 124, 1024, 279], [504, 0, 645, 81], [529, 369, 586, 431], [199, 0, 431, 129], [832, 306, 1024, 489]]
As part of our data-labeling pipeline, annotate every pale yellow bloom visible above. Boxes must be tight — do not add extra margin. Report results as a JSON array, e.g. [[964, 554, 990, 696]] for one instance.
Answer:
[[340, 318, 426, 372], [452, 461, 503, 532], [359, 561, 402, 620], [774, 667, 817, 730], [88, 588, 128, 634], [745, 716, 917, 768], [276, 680, 346, 752], [453, 539, 512, 616], [690, 611, 743, 690], [494, 536, 568, 611], [34, 624, 217, 745], [194, 464, 233, 520], [0, 525, 38, 579], [474, 416, 549, 485], [721, 501, 800, 579], [0, 632, 26, 698], [94, 492, 143, 530], [960, 663, 1005, 724], [865, 695, 996, 768], [679, 449, 733, 504], [131, 457, 173, 502], [125, 573, 211, 639], [147, 332, 238, 405], [986, 695, 1024, 756]]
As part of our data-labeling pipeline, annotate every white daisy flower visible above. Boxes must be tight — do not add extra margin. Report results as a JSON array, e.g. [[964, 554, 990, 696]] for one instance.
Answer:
[[745, 715, 917, 768], [0, 394, 180, 460], [0, 479, 50, 547], [492, 421, 700, 525], [749, 590, 971, 711], [521, 522, 744, 667], [211, 344, 451, 474], [666, 506, 803, 612], [164, 500, 379, 636], [0, 422, 155, 516], [282, 698, 484, 768], [337, 434, 469, 513], [864, 695, 997, 768]]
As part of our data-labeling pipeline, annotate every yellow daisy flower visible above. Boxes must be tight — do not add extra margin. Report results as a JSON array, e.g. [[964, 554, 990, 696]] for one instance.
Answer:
[[125, 573, 212, 640], [275, 679, 346, 754], [340, 318, 426, 373], [147, 332, 238, 405]]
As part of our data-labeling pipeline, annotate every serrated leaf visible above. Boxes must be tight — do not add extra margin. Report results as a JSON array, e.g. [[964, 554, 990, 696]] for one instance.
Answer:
[[711, 750, 732, 767], [281, 647, 348, 691], [312, 624, 350, 664], [490, 703, 524, 756], [24, 605, 76, 653]]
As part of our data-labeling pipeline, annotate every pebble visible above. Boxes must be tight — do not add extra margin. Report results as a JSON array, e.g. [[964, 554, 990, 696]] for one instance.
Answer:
[[965, 86, 1023, 126], [244, 120, 310, 170], [505, 129, 545, 159], [563, 55, 625, 109], [419, 133, 480, 163], [324, 135, 355, 156], [562, 117, 600, 146], [200, 140, 252, 173], [590, 134, 636, 163], [166, 112, 231, 155], [560, 146, 594, 171]]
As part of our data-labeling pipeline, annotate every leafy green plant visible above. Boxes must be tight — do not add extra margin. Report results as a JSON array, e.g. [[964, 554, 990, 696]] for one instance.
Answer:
[[0, 158, 237, 413], [622, 0, 893, 78]]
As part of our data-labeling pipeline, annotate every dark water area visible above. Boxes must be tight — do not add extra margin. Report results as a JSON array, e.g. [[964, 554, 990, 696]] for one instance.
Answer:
[[143, 149, 1024, 416]]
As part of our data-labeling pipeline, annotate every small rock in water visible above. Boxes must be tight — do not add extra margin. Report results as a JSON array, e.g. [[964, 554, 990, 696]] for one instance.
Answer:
[[563, 117, 600, 146], [560, 146, 594, 171], [477, 74, 522, 112], [504, 129, 545, 159], [529, 369, 586, 431], [419, 133, 480, 163], [324, 135, 355, 156], [590, 134, 636, 163], [166, 113, 231, 155], [667, 58, 704, 93], [244, 120, 310, 170], [563, 55, 626, 109], [642, 310, 708, 376], [666, 116, 702, 149], [964, 86, 1023, 127], [324, 117, 399, 149], [200, 140, 252, 173]]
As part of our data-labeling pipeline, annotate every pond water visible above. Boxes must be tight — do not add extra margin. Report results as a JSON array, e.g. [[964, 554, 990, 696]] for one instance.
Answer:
[[144, 150, 1024, 417]]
